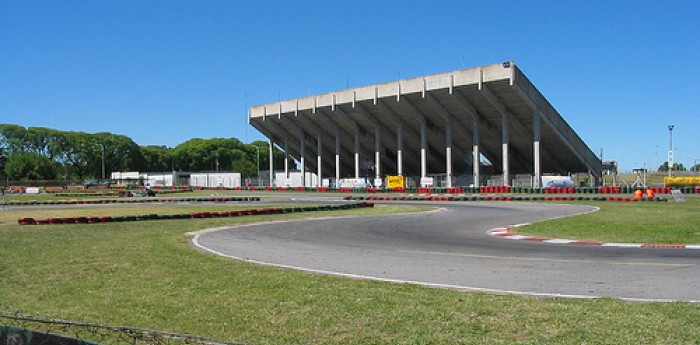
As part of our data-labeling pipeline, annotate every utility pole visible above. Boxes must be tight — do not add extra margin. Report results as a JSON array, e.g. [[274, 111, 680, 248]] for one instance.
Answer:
[[101, 144, 105, 180], [668, 125, 674, 177]]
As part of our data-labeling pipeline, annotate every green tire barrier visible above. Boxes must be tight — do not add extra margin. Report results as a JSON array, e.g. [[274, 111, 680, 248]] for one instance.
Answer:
[[17, 202, 374, 226]]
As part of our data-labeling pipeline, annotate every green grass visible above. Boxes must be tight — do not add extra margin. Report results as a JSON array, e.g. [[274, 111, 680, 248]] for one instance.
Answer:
[[519, 198, 700, 244], [1, 203, 699, 344]]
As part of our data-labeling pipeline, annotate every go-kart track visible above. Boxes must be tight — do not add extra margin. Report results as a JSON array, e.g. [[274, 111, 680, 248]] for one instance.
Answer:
[[192, 196, 700, 303]]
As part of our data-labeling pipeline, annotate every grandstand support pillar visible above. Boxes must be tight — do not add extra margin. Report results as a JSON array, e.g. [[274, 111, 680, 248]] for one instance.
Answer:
[[445, 118, 453, 188], [354, 122, 360, 179], [375, 127, 381, 179], [335, 128, 341, 186], [502, 112, 510, 186], [533, 111, 542, 188], [300, 132, 306, 188], [397, 125, 403, 176], [420, 124, 427, 179], [317, 132, 322, 188], [269, 139, 274, 188], [473, 116, 480, 187], [284, 136, 289, 180]]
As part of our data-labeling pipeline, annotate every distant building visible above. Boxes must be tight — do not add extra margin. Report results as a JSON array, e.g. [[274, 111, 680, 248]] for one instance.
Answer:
[[602, 161, 618, 175], [111, 171, 242, 188]]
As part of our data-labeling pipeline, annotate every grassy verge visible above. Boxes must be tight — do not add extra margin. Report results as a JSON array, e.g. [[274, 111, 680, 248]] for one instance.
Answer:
[[519, 197, 700, 244], [1, 203, 699, 344]]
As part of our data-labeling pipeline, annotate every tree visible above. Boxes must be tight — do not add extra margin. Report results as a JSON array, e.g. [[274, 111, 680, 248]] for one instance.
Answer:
[[232, 158, 256, 177], [4, 152, 58, 180], [141, 145, 174, 172], [92, 132, 146, 177], [658, 162, 686, 172], [53, 131, 96, 180], [172, 137, 249, 172], [0, 124, 29, 154]]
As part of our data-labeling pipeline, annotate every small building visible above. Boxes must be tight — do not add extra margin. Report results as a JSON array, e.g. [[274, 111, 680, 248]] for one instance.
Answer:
[[111, 171, 242, 188], [189, 172, 242, 188]]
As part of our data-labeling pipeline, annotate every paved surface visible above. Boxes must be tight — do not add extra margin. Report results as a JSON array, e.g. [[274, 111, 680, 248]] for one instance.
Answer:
[[192, 201, 700, 302]]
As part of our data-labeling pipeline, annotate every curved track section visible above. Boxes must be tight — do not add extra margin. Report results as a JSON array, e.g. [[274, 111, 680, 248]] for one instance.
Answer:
[[193, 201, 700, 302]]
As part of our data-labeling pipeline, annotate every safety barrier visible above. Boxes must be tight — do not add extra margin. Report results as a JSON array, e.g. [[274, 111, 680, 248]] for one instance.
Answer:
[[17, 202, 375, 225], [342, 195, 668, 203], [1, 196, 260, 207]]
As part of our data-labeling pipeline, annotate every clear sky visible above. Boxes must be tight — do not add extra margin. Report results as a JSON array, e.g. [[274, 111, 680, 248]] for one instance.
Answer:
[[2, 0, 698, 172]]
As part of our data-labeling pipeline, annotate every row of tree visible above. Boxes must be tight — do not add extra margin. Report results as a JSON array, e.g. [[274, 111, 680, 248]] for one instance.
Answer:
[[0, 124, 287, 181]]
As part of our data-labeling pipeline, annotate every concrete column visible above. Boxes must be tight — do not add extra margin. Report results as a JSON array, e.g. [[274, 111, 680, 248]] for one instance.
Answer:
[[300, 133, 306, 187], [445, 119, 453, 188], [473, 116, 480, 186], [335, 129, 341, 186], [268, 139, 274, 187], [397, 125, 403, 176], [420, 124, 427, 179], [354, 123, 360, 179], [502, 112, 510, 186], [374, 127, 381, 179], [533, 111, 541, 188], [317, 133, 322, 188], [284, 136, 289, 180]]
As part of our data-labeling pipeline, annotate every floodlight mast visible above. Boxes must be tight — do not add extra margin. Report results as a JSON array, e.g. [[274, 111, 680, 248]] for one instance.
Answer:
[[668, 125, 674, 177]]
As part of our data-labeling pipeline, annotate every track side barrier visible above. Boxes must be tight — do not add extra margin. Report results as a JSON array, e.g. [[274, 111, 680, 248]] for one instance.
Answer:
[[17, 202, 374, 225], [2, 196, 260, 207], [342, 195, 668, 203]]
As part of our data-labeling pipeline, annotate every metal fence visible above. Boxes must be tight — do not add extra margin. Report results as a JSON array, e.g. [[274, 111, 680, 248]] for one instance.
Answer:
[[0, 308, 249, 345]]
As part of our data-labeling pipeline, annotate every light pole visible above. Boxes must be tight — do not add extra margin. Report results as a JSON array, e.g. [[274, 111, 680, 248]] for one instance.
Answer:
[[215, 153, 220, 172], [101, 144, 105, 181], [668, 125, 674, 177]]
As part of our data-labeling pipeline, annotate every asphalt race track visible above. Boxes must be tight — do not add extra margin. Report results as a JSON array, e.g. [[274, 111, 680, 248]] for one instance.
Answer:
[[192, 199, 700, 302]]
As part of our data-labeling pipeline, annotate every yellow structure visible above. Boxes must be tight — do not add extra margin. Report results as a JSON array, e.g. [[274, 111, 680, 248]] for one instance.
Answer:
[[386, 176, 405, 189], [664, 176, 700, 187]]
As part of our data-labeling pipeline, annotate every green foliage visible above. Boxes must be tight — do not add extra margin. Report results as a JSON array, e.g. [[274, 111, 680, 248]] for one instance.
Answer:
[[170, 138, 288, 177], [140, 145, 173, 171], [4, 152, 58, 180], [0, 124, 287, 180], [658, 161, 686, 171]]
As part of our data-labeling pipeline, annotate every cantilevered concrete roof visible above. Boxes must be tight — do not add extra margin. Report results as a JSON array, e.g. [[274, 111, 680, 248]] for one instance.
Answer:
[[249, 62, 601, 183]]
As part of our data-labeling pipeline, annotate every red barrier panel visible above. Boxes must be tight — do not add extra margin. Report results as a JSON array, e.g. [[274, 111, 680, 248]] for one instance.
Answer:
[[18, 218, 35, 225]]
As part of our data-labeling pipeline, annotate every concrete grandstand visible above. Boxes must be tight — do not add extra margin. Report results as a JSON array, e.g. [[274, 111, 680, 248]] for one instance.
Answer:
[[249, 61, 601, 188]]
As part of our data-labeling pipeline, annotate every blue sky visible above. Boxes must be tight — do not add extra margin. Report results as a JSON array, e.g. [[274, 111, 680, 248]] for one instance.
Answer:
[[1, 0, 699, 172]]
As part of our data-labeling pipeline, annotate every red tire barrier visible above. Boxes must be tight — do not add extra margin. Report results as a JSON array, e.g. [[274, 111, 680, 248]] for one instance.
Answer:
[[18, 218, 36, 225]]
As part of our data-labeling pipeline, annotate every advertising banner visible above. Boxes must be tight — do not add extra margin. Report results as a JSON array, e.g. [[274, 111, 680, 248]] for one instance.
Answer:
[[541, 176, 574, 187], [338, 178, 367, 188], [386, 175, 405, 189], [664, 176, 700, 187]]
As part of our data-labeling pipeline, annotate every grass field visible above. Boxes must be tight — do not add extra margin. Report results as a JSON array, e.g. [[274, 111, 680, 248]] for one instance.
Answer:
[[1, 201, 699, 344], [519, 197, 700, 244]]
